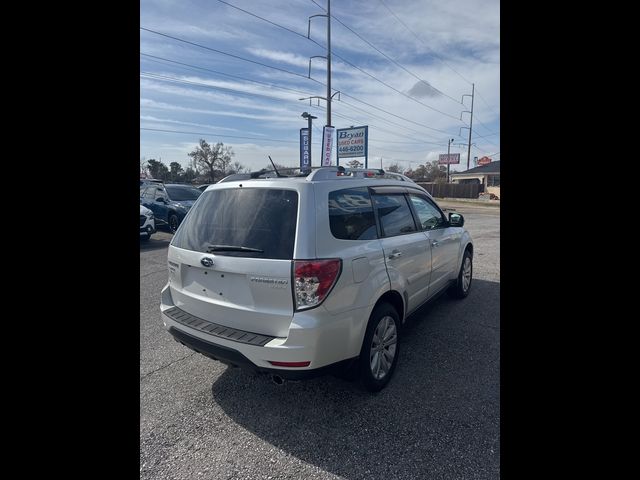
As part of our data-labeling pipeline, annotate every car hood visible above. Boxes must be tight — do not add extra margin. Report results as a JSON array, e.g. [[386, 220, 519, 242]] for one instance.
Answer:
[[140, 205, 153, 216]]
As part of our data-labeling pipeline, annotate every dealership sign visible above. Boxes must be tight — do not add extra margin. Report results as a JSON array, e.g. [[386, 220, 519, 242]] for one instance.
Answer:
[[322, 126, 335, 166], [336, 126, 368, 165], [478, 156, 492, 166], [299, 128, 310, 171], [438, 153, 460, 165]]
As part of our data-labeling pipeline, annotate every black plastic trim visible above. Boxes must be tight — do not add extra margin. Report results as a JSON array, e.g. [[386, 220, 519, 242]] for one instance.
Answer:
[[163, 306, 275, 346]]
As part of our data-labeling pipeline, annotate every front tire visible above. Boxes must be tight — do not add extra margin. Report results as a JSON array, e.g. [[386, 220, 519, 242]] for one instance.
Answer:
[[448, 249, 472, 299], [358, 303, 400, 392], [168, 214, 180, 234]]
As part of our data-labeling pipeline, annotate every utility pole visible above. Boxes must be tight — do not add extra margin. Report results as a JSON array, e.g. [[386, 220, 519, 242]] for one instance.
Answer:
[[461, 83, 475, 170], [326, 0, 331, 127]]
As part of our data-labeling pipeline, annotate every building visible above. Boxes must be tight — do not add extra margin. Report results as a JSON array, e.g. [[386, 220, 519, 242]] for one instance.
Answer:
[[450, 161, 500, 198]]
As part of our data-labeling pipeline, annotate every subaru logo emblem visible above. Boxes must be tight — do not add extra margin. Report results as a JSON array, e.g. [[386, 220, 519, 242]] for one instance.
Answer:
[[200, 257, 214, 268]]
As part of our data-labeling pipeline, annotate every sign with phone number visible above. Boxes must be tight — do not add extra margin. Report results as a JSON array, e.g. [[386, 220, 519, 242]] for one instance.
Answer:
[[337, 126, 368, 160]]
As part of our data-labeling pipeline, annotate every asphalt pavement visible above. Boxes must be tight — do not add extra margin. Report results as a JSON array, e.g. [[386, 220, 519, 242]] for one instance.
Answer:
[[140, 204, 500, 479]]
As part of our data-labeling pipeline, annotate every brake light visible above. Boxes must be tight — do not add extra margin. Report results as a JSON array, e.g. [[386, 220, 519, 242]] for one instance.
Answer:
[[293, 259, 342, 310]]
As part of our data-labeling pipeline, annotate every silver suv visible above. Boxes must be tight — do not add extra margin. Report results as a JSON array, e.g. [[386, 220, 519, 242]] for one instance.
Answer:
[[160, 167, 473, 391]]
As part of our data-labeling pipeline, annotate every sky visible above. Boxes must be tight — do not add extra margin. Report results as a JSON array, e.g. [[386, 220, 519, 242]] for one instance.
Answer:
[[140, 0, 500, 174]]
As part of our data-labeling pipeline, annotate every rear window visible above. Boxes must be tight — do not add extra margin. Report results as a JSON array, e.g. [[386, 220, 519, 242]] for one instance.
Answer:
[[328, 187, 377, 240], [171, 188, 298, 259], [166, 186, 202, 201]]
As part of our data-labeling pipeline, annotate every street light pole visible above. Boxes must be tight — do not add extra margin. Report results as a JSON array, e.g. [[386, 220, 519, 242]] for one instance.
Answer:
[[447, 138, 454, 183]]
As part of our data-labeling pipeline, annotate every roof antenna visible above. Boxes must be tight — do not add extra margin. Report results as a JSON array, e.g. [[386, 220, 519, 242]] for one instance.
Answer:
[[268, 155, 283, 177]]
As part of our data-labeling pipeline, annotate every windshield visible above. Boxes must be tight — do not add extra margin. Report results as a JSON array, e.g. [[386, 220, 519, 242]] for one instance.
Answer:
[[165, 186, 202, 201], [171, 188, 298, 259]]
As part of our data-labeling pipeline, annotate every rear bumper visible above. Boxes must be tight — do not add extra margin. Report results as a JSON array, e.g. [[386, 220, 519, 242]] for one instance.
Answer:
[[167, 326, 351, 380], [160, 283, 368, 376], [140, 218, 155, 235]]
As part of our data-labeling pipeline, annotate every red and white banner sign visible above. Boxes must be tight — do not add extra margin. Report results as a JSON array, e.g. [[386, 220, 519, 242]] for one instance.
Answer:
[[438, 153, 460, 165], [322, 126, 335, 166], [478, 156, 492, 166]]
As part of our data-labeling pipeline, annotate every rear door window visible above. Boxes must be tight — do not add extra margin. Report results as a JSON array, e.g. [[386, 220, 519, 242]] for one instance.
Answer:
[[171, 188, 298, 260], [328, 187, 377, 240]]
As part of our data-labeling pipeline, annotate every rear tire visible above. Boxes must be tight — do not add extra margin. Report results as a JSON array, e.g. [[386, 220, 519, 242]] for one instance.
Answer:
[[448, 249, 472, 299], [358, 303, 400, 392], [140, 233, 151, 242]]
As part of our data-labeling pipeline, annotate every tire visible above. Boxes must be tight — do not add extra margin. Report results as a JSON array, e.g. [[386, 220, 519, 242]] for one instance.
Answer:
[[448, 249, 472, 299], [140, 233, 151, 242], [168, 214, 180, 234], [358, 303, 400, 392]]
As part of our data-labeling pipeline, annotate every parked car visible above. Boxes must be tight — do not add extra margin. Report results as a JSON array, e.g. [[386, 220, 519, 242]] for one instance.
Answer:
[[197, 184, 211, 192], [140, 178, 164, 187], [160, 166, 473, 391], [140, 183, 202, 233], [140, 204, 155, 241]]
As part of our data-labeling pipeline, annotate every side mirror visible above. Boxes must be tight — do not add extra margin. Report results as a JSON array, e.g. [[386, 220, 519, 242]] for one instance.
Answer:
[[156, 197, 166, 203], [449, 212, 464, 227]]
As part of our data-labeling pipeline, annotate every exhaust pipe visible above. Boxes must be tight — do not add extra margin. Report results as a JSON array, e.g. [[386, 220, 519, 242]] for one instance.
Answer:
[[271, 374, 285, 386]]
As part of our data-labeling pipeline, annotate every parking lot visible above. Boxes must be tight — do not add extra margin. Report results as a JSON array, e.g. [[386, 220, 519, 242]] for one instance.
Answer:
[[140, 203, 500, 480]]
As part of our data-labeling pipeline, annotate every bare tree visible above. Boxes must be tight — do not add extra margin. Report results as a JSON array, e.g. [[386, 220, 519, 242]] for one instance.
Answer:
[[229, 160, 247, 174], [387, 163, 402, 172], [188, 139, 235, 183]]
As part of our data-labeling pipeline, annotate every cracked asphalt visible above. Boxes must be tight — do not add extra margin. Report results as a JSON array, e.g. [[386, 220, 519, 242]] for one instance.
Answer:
[[140, 204, 500, 479]]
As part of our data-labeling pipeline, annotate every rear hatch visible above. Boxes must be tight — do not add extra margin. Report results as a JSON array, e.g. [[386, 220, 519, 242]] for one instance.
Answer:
[[167, 186, 299, 338]]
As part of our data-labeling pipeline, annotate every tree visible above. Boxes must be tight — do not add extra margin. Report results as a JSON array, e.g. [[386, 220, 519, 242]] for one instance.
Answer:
[[229, 160, 247, 174], [147, 159, 169, 180], [426, 160, 447, 183], [412, 164, 428, 180], [387, 163, 401, 173], [183, 166, 198, 183], [347, 159, 363, 169], [169, 162, 184, 183], [140, 157, 149, 178], [188, 139, 235, 183]]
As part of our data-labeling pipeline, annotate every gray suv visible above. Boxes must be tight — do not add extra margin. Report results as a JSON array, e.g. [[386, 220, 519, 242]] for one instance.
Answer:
[[160, 167, 473, 391]]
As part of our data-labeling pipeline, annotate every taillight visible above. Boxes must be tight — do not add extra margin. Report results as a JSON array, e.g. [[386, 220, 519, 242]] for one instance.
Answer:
[[293, 259, 342, 311]]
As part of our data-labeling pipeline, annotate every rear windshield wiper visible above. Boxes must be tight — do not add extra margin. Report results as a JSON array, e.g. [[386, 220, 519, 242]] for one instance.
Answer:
[[206, 244, 264, 253]]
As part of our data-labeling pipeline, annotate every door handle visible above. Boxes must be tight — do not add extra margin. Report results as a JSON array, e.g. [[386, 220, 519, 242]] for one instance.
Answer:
[[431, 240, 440, 247], [388, 250, 402, 259]]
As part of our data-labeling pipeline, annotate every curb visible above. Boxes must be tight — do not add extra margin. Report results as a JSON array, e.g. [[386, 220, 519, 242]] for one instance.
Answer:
[[435, 197, 500, 206]]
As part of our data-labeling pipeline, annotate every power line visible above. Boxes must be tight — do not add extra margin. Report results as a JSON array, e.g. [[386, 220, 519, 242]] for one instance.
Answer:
[[140, 27, 462, 138], [140, 53, 317, 97], [141, 72, 305, 103], [473, 130, 500, 139], [142, 72, 445, 147], [141, 53, 444, 142], [475, 90, 500, 118], [205, 2, 465, 122], [308, 0, 462, 106], [310, 103, 449, 146], [140, 127, 298, 143], [215, 0, 308, 38], [377, 0, 472, 86], [140, 27, 311, 80]]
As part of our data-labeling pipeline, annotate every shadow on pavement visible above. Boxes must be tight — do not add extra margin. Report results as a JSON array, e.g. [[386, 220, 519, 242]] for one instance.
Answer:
[[210, 279, 500, 479], [139, 236, 172, 251]]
